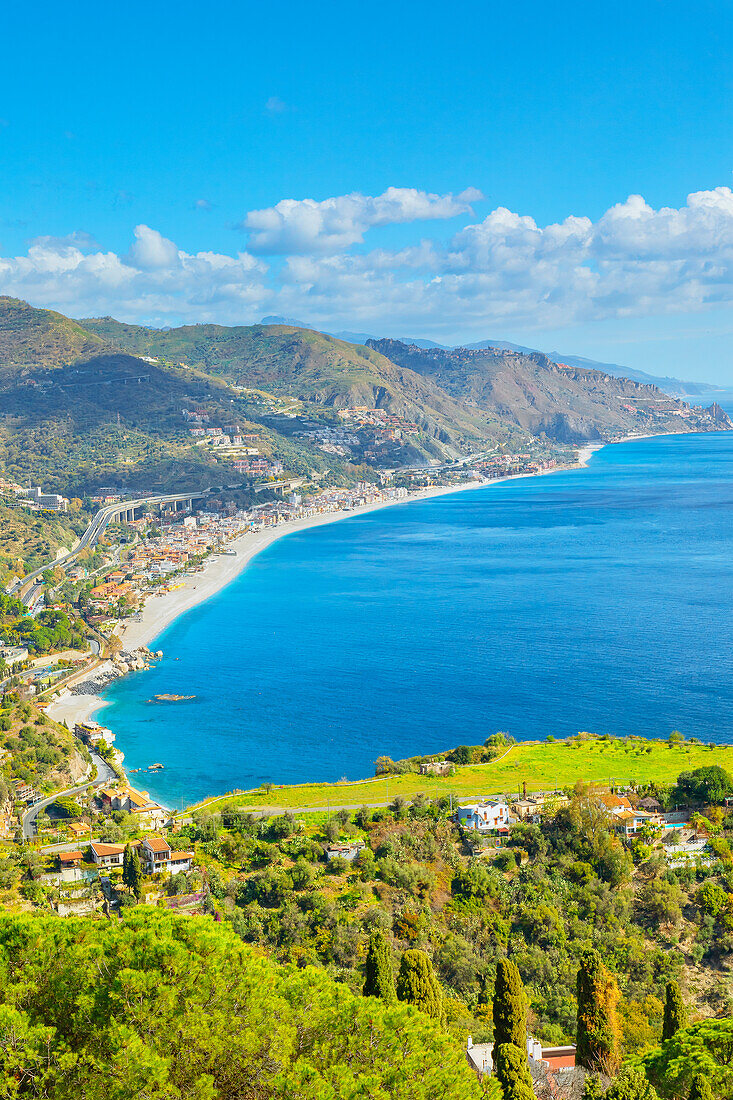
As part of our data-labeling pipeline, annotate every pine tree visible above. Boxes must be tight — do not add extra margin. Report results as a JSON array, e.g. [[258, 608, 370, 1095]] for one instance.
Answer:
[[662, 980, 686, 1042], [576, 950, 621, 1073], [363, 930, 396, 1004], [689, 1075, 713, 1100], [395, 949, 442, 1019], [604, 1066, 659, 1100], [493, 1043, 535, 1100], [493, 959, 527, 1050]]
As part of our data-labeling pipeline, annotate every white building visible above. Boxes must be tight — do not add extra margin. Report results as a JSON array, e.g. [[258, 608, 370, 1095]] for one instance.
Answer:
[[455, 800, 510, 832]]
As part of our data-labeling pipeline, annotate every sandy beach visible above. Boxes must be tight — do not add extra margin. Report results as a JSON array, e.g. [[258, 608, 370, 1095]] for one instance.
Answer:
[[46, 446, 604, 730]]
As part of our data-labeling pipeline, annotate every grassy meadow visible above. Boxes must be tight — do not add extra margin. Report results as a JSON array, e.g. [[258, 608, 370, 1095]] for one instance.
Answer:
[[189, 735, 731, 816]]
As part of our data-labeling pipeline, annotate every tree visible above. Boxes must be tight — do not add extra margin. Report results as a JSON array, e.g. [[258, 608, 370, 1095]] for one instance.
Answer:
[[662, 980, 686, 1042], [493, 959, 527, 1050], [673, 766, 733, 806], [494, 1043, 534, 1100], [689, 1075, 714, 1100], [0, 910, 481, 1098], [448, 745, 473, 765], [123, 843, 143, 899], [396, 949, 443, 1019], [363, 929, 396, 1004], [644, 1019, 733, 1099], [604, 1066, 659, 1100], [122, 843, 132, 888], [576, 949, 621, 1073]]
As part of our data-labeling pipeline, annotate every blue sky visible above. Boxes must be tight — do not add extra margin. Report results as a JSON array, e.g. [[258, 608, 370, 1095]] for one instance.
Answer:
[[1, 0, 733, 382]]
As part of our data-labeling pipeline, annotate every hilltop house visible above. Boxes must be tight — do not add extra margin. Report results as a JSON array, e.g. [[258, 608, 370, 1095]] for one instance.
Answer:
[[455, 800, 510, 833], [466, 1035, 575, 1079], [140, 836, 193, 875]]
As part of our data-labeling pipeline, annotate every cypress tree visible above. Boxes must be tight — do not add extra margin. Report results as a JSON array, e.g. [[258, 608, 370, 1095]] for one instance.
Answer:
[[576, 950, 621, 1073], [395, 949, 442, 1019], [363, 930, 396, 1004], [662, 979, 686, 1041], [122, 844, 132, 889], [493, 959, 527, 1050], [689, 1075, 713, 1100], [129, 847, 143, 899], [493, 1043, 535, 1100]]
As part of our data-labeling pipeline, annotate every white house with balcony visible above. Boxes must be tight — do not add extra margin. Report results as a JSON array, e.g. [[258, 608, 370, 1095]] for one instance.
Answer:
[[455, 800, 510, 833]]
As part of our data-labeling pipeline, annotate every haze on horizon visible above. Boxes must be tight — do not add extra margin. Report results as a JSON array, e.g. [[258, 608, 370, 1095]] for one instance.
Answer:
[[1, 0, 733, 385]]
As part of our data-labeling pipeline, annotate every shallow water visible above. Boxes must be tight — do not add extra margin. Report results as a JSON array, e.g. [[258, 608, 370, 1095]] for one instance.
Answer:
[[99, 431, 733, 807]]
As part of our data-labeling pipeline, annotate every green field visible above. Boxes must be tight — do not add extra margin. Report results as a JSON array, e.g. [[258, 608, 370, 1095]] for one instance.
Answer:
[[190, 736, 730, 816]]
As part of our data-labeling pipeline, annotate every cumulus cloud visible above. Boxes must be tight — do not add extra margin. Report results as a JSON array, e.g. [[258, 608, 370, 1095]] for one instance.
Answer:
[[265, 96, 288, 114], [4, 187, 733, 332], [242, 186, 483, 254], [128, 225, 180, 271]]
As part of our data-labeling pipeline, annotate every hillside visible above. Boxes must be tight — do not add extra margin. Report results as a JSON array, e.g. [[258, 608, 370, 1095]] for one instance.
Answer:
[[78, 317, 502, 454], [0, 296, 106, 371], [0, 301, 367, 494], [368, 339, 729, 444], [1, 299, 728, 495]]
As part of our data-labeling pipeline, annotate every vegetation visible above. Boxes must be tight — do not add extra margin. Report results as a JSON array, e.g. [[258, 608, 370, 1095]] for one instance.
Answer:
[[0, 697, 88, 793], [576, 950, 621, 1074], [661, 980, 686, 1041], [494, 1043, 535, 1100], [493, 960, 526, 1049], [0, 600, 87, 656], [396, 949, 443, 1020], [0, 908, 481, 1098], [642, 1019, 733, 1098], [195, 735, 733, 814], [364, 928, 397, 1003]]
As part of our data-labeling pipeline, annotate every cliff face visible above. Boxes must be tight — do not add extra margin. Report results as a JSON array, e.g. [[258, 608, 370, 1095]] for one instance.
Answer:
[[367, 340, 729, 443]]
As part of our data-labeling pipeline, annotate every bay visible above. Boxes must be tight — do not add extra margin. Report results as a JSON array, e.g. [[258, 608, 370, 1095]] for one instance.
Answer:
[[99, 431, 733, 808]]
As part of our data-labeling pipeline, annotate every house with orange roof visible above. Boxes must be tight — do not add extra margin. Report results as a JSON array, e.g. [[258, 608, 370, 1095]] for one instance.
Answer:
[[141, 835, 193, 874]]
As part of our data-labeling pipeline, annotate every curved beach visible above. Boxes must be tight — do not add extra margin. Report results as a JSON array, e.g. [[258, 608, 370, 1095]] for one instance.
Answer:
[[46, 445, 600, 733]]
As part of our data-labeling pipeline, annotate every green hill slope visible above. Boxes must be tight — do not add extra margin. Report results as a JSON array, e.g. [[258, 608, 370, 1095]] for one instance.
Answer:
[[0, 296, 106, 370], [79, 317, 502, 452], [0, 300, 361, 493]]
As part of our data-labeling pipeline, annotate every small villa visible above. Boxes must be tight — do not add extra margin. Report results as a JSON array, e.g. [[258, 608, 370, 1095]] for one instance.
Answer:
[[141, 836, 193, 875], [455, 800, 510, 833], [89, 842, 125, 867]]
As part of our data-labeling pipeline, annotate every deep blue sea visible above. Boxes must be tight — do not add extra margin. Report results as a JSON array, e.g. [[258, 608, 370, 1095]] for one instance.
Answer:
[[98, 430, 733, 808]]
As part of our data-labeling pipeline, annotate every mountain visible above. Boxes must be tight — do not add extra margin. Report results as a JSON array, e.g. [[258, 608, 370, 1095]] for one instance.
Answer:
[[258, 310, 716, 397], [0, 298, 728, 495], [367, 339, 730, 444], [78, 317, 501, 455], [0, 300, 359, 495]]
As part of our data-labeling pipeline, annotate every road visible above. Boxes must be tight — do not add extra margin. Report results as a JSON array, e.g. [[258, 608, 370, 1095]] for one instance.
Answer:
[[22, 750, 117, 840]]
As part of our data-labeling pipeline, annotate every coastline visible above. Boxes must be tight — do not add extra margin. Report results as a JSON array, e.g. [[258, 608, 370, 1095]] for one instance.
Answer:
[[46, 442, 606, 733]]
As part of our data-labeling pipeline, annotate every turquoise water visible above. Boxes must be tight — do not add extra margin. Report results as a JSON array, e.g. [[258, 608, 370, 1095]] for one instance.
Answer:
[[99, 431, 733, 808]]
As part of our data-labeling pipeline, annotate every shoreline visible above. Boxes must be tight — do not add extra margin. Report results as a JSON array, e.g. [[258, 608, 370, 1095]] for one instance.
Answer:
[[42, 435, 622, 736]]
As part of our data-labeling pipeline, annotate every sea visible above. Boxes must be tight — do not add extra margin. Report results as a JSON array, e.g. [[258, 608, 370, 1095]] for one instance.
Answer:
[[97, 427, 733, 809]]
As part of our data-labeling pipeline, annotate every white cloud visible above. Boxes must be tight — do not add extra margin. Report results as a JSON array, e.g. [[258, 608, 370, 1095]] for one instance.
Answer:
[[4, 187, 733, 334], [242, 186, 483, 254], [128, 225, 180, 271]]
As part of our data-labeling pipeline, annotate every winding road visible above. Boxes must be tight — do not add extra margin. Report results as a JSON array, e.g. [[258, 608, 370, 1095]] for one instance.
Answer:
[[22, 750, 117, 840]]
